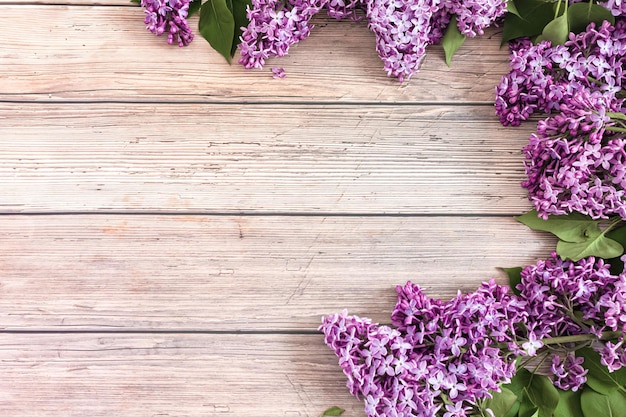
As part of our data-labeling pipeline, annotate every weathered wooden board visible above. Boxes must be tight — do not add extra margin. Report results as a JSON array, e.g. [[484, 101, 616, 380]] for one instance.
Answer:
[[0, 332, 364, 417], [0, 104, 535, 214], [0, 2, 545, 415], [0, 6, 511, 103], [0, 215, 554, 331]]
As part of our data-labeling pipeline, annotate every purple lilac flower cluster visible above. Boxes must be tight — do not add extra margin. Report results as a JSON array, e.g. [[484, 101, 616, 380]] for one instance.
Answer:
[[239, 0, 507, 80], [320, 253, 626, 416], [495, 19, 626, 126], [363, 0, 440, 81], [321, 280, 524, 417], [141, 0, 194, 47], [522, 90, 626, 219], [519, 253, 626, 386], [601, 0, 626, 17], [437, 0, 507, 38], [238, 0, 330, 69]]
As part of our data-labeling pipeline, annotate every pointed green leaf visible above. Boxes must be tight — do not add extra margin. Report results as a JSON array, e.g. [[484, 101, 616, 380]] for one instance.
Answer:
[[568, 2, 615, 34], [554, 388, 584, 417], [607, 224, 626, 273], [536, 12, 570, 45], [515, 210, 598, 243], [199, 0, 235, 63], [607, 224, 626, 248], [504, 401, 521, 417], [581, 388, 612, 417], [501, 0, 555, 45], [556, 230, 623, 261], [188, 0, 202, 17], [506, 0, 522, 18], [321, 406, 345, 416], [505, 368, 534, 397], [577, 347, 626, 395], [526, 374, 560, 417], [501, 266, 523, 296], [484, 388, 519, 417], [607, 389, 626, 414], [230, 0, 251, 56], [441, 16, 466, 66], [520, 390, 539, 417], [130, 0, 140, 3]]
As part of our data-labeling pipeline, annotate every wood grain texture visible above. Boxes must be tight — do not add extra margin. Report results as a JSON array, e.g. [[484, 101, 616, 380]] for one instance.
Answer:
[[0, 332, 364, 417], [0, 3, 544, 415], [0, 6, 510, 103], [0, 104, 536, 214], [0, 214, 554, 331]]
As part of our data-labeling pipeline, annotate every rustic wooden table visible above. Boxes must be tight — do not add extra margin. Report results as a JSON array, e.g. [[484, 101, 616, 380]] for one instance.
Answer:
[[0, 2, 554, 416]]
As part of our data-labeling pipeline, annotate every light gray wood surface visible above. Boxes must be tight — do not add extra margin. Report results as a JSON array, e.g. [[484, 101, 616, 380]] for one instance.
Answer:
[[0, 2, 549, 416]]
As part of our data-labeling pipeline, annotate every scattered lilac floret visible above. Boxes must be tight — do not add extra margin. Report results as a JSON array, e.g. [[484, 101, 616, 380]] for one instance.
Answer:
[[272, 67, 286, 78]]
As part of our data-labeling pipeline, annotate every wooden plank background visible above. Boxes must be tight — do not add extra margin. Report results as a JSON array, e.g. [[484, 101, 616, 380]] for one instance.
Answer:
[[0, 2, 548, 416]]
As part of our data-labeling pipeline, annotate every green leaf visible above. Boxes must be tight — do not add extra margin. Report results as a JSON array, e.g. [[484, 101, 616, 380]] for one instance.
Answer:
[[520, 391, 539, 417], [526, 374, 560, 417], [581, 388, 612, 417], [230, 0, 251, 56], [484, 388, 519, 417], [567, 2, 615, 34], [441, 16, 466, 66], [536, 12, 570, 45], [130, 0, 140, 3], [501, 0, 555, 45], [501, 266, 523, 296], [606, 224, 626, 274], [320, 406, 345, 416], [556, 230, 623, 261], [515, 210, 597, 243], [554, 388, 584, 417], [506, 0, 522, 18], [199, 0, 235, 63], [505, 368, 534, 397], [579, 387, 626, 417], [607, 388, 626, 414], [503, 401, 521, 417], [188, 0, 203, 17], [577, 347, 626, 395], [516, 210, 625, 260]]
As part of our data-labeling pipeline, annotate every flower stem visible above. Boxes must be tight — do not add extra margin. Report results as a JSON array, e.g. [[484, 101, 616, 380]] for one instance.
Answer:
[[541, 331, 622, 345]]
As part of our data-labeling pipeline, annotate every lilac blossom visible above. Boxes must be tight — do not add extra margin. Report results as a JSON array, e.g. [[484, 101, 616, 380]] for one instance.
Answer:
[[519, 253, 626, 380], [141, 0, 194, 47], [239, 0, 330, 69], [550, 353, 588, 390], [437, 0, 506, 38], [599, 0, 626, 16], [321, 280, 526, 417], [238, 0, 509, 80], [495, 19, 626, 126], [521, 90, 626, 220], [363, 0, 440, 81], [321, 254, 626, 416]]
